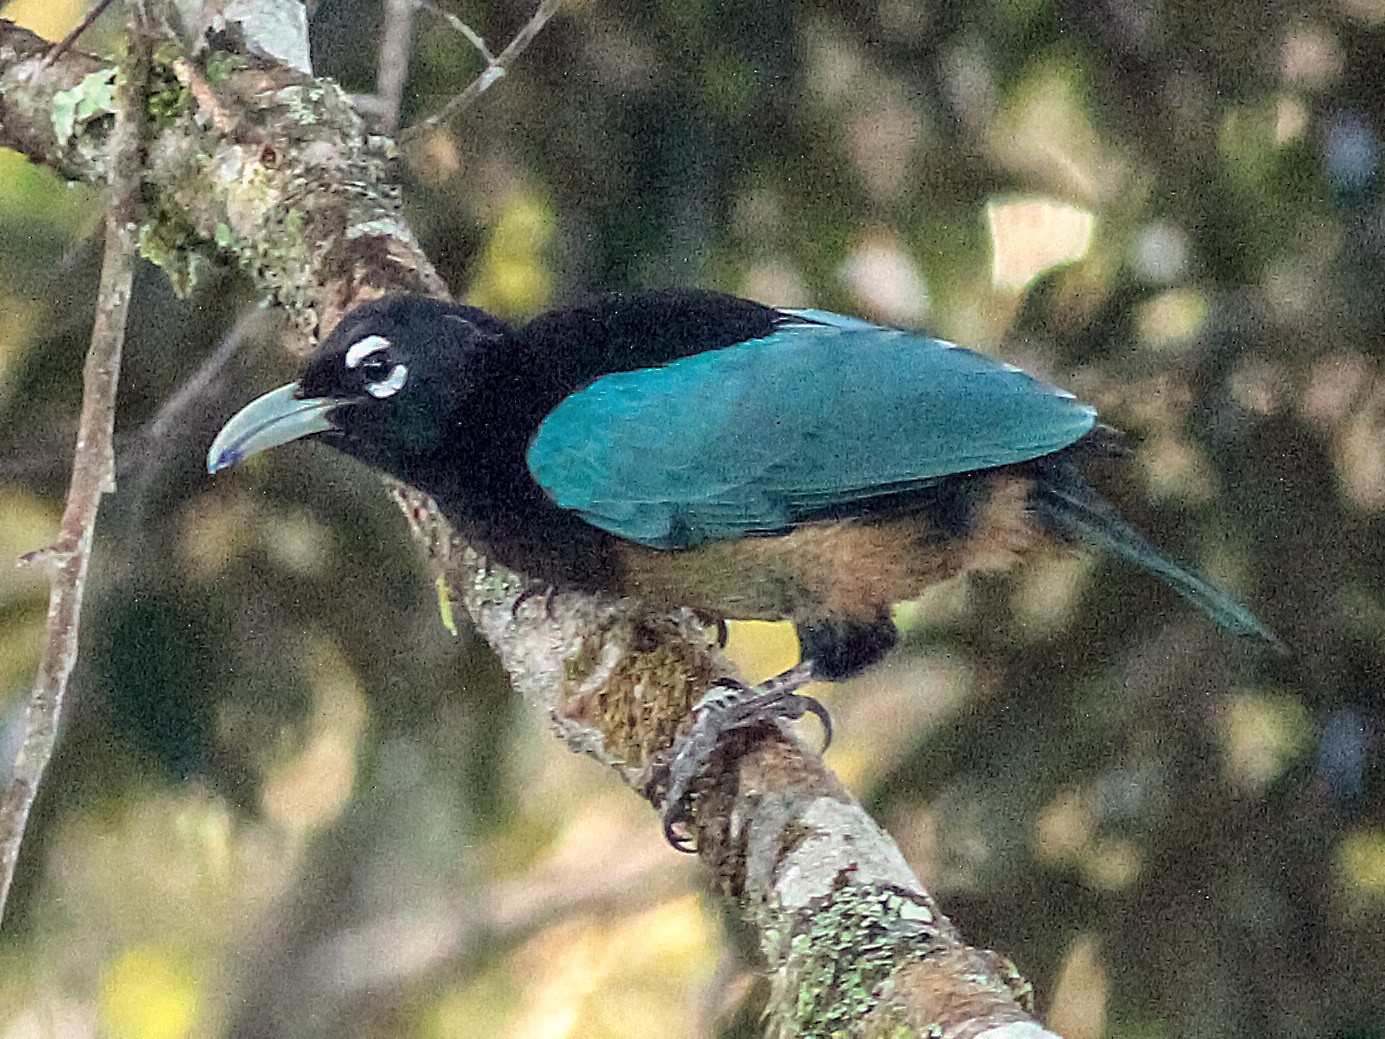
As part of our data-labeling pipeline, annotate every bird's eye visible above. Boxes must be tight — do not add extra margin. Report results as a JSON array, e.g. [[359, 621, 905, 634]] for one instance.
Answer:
[[344, 334, 408, 398], [357, 354, 394, 382]]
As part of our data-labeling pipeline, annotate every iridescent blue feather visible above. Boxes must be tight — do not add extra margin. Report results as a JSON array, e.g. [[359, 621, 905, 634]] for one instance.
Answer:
[[526, 312, 1098, 548]]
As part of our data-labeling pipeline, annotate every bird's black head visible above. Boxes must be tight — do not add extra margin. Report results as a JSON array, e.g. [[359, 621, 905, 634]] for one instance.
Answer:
[[208, 296, 513, 481]]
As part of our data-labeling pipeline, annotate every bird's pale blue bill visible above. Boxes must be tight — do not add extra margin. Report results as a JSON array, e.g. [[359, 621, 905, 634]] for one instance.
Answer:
[[207, 382, 338, 473]]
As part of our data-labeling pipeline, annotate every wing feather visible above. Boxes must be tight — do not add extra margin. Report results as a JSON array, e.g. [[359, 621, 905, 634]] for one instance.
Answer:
[[526, 314, 1097, 548]]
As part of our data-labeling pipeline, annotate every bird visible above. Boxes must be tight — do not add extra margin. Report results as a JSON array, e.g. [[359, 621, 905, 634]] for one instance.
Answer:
[[208, 290, 1278, 846]]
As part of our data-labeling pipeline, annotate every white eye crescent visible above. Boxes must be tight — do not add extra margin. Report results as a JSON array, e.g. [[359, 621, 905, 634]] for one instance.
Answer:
[[346, 335, 392, 369], [367, 364, 408, 398]]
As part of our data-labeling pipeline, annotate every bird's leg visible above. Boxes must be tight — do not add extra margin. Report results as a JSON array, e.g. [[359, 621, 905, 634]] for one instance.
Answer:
[[648, 661, 831, 852]]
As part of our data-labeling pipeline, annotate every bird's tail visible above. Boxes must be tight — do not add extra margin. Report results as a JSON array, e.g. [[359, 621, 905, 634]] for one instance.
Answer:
[[1033, 467, 1283, 651]]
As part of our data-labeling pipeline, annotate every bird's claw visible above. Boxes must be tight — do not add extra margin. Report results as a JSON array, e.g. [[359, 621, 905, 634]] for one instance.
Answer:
[[652, 666, 830, 852], [510, 580, 557, 620], [687, 609, 730, 648]]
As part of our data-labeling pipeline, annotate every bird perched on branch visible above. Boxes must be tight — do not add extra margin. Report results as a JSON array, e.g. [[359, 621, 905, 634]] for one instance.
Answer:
[[209, 291, 1277, 847]]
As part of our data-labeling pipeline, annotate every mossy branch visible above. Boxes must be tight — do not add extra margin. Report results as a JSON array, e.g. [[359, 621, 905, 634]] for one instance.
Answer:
[[0, 16, 444, 338]]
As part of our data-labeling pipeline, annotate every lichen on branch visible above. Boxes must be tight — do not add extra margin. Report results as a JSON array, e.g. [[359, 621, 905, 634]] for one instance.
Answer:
[[0, 18, 442, 340]]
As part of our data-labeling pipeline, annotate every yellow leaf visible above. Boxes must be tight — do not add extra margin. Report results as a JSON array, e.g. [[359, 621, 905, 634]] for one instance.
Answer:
[[723, 620, 798, 684], [1340, 828, 1385, 899], [466, 192, 557, 320], [5, 0, 84, 40], [97, 946, 199, 1039]]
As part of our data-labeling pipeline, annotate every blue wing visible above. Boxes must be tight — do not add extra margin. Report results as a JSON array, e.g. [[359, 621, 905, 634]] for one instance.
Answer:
[[526, 311, 1098, 548]]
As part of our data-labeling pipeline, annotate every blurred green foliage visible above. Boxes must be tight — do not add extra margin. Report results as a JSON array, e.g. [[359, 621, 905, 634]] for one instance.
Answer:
[[2, 1, 1384, 1037]]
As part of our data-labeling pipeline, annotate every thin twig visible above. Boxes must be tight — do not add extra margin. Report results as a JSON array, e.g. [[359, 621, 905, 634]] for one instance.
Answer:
[[377, 0, 415, 134], [0, 8, 148, 929], [41, 0, 119, 68], [318, 839, 691, 998], [414, 0, 496, 63], [128, 299, 269, 465], [399, 0, 561, 142], [121, 298, 269, 526], [0, 301, 264, 486]]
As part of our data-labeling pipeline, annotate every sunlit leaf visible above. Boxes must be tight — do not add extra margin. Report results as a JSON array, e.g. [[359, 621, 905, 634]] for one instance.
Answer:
[[466, 192, 557, 320], [1339, 828, 1385, 900], [1219, 690, 1312, 792], [987, 198, 1095, 291], [260, 635, 367, 831], [97, 946, 199, 1039], [4, 0, 85, 41]]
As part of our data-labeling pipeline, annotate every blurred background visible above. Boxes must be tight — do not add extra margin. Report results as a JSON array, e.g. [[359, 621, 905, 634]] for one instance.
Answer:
[[0, 0, 1381, 1035]]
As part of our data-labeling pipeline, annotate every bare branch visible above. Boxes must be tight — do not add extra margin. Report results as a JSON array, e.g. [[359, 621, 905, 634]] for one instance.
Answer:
[[0, 6, 148, 929], [121, 298, 271, 525], [376, 0, 414, 134], [132, 300, 271, 458], [399, 0, 561, 142], [359, 0, 499, 133], [414, 0, 497, 63], [318, 840, 691, 1000]]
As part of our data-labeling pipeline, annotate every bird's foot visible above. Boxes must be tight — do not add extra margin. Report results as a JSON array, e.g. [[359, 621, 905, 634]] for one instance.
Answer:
[[688, 609, 730, 648], [648, 662, 831, 852], [510, 580, 557, 620]]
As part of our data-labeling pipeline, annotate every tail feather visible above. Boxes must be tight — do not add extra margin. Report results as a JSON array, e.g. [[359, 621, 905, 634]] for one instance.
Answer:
[[1034, 472, 1283, 651]]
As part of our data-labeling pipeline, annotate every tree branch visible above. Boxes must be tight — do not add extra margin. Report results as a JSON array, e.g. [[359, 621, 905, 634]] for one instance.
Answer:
[[399, 0, 562, 142], [0, 16, 1060, 1035], [375, 0, 413, 134], [0, 17, 445, 339], [0, 7, 149, 928], [394, 485, 1059, 1039]]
